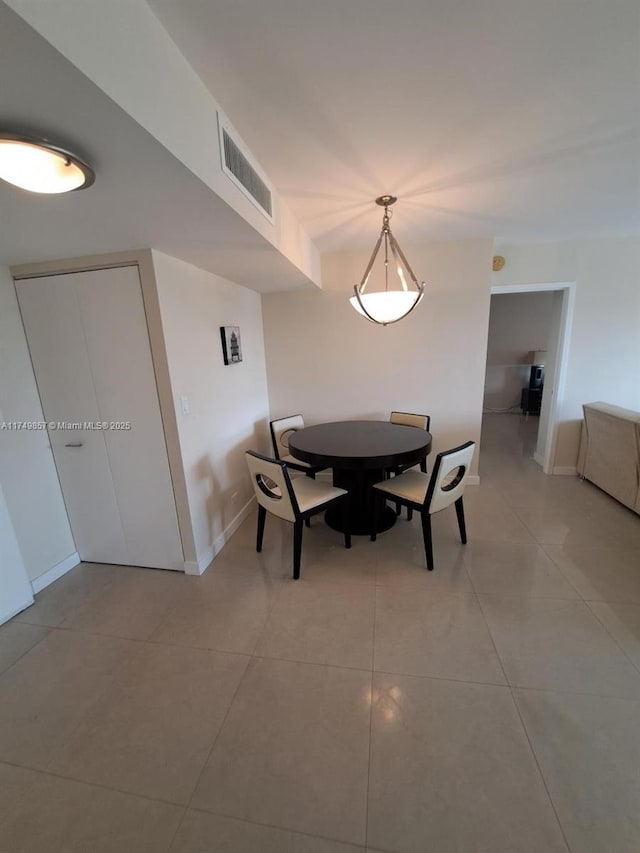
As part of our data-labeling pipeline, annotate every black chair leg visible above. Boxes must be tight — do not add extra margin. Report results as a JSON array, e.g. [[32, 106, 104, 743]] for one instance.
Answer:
[[420, 458, 427, 473], [342, 500, 351, 549], [256, 505, 266, 552], [293, 519, 303, 580], [407, 507, 413, 521], [455, 497, 467, 544], [305, 471, 316, 480], [305, 517, 311, 528], [420, 511, 434, 571], [396, 501, 402, 516]]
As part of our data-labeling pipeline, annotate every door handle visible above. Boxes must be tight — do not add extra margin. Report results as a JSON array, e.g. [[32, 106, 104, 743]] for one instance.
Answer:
[[65, 442, 83, 447]]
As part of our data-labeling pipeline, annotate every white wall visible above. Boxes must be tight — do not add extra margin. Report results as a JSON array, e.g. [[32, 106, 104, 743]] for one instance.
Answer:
[[0, 264, 77, 582], [535, 290, 564, 465], [492, 236, 640, 469], [0, 481, 33, 623], [484, 291, 555, 411], [262, 239, 494, 478], [151, 251, 270, 572]]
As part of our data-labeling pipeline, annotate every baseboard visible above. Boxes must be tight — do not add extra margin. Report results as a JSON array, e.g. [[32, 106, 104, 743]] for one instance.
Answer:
[[553, 466, 578, 476], [184, 496, 256, 576], [31, 552, 81, 595], [1, 595, 35, 626]]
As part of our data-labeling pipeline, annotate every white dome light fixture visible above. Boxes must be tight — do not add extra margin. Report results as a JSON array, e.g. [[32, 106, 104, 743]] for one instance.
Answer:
[[0, 132, 95, 194], [350, 195, 425, 326]]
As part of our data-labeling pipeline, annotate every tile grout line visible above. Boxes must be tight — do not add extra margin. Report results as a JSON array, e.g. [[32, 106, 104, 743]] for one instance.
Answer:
[[364, 583, 378, 850], [0, 626, 53, 679], [533, 542, 640, 682], [583, 599, 640, 679], [0, 760, 188, 809], [184, 803, 369, 850], [40, 631, 150, 778], [537, 543, 590, 600], [0, 761, 44, 838], [498, 503, 593, 602], [499, 683, 640, 702], [369, 667, 640, 702], [505, 690, 573, 853], [180, 606, 270, 811], [246, 573, 288, 658], [147, 596, 274, 853], [474, 592, 573, 853]]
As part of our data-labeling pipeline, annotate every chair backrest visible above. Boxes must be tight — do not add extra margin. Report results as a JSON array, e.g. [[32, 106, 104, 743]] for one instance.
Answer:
[[426, 441, 475, 514], [390, 411, 431, 431], [270, 414, 305, 460], [246, 451, 298, 522]]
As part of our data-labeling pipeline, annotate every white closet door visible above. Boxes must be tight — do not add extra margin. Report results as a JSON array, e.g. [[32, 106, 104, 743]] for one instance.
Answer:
[[16, 267, 183, 571], [75, 267, 183, 569], [16, 274, 129, 565]]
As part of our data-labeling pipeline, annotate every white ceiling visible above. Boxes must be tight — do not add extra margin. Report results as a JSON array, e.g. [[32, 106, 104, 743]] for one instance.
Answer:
[[149, 0, 640, 250], [0, 2, 314, 292], [2, 0, 638, 285]]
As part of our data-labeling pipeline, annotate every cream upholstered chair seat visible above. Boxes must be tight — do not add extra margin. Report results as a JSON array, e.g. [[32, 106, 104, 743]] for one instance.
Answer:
[[270, 415, 327, 477], [373, 469, 429, 505], [371, 441, 475, 571], [290, 476, 346, 514], [246, 450, 350, 579]]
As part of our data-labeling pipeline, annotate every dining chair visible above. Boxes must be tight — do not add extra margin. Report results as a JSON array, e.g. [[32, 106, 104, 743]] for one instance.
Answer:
[[270, 414, 326, 478], [389, 411, 431, 473], [389, 411, 431, 518], [246, 451, 350, 580], [370, 440, 475, 571]]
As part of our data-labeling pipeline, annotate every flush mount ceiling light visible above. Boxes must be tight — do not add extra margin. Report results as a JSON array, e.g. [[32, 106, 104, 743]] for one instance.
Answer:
[[0, 132, 95, 194], [350, 195, 425, 326]]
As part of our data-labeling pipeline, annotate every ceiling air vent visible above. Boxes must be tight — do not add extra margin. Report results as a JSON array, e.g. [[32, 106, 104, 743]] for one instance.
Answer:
[[218, 118, 273, 222]]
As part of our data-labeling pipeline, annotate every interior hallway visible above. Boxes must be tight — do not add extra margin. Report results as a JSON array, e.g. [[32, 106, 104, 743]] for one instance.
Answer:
[[1, 413, 640, 852]]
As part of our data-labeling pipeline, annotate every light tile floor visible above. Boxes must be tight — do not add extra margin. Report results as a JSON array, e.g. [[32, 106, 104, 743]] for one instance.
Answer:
[[1, 414, 640, 851]]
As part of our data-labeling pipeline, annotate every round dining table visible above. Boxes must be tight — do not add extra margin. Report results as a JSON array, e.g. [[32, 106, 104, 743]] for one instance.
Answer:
[[288, 420, 432, 535]]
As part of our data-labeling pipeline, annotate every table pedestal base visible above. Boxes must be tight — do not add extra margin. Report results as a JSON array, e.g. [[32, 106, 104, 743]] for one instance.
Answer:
[[325, 503, 396, 536], [325, 467, 397, 536]]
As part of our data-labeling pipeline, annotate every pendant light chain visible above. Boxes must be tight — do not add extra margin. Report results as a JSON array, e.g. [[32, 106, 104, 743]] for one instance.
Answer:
[[383, 206, 390, 292]]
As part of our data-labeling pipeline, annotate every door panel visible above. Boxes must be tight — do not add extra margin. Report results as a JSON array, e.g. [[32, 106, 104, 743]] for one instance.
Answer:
[[75, 267, 183, 569], [16, 275, 128, 564]]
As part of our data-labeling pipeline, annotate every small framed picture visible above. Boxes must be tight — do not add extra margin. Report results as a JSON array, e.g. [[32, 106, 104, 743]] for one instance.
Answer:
[[220, 326, 242, 365]]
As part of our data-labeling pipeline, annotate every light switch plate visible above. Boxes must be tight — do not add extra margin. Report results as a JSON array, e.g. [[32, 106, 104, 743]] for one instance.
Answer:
[[180, 396, 190, 415]]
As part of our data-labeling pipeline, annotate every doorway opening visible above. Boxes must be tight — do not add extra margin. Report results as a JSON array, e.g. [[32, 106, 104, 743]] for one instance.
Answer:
[[483, 282, 575, 474]]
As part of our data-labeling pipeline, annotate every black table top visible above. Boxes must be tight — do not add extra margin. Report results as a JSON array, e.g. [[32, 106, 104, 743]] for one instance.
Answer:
[[288, 420, 432, 470]]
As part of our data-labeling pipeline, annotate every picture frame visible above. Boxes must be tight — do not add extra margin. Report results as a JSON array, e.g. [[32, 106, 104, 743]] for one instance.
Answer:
[[220, 326, 242, 365]]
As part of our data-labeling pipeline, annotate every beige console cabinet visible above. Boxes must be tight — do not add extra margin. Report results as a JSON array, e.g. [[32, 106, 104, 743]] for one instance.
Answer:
[[577, 402, 640, 515]]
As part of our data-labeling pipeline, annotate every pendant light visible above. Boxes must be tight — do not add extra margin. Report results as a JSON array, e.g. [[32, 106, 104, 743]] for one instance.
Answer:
[[350, 195, 425, 325], [0, 132, 95, 194]]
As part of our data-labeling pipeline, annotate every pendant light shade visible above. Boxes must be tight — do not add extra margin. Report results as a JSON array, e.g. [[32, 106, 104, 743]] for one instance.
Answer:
[[349, 289, 424, 324], [350, 195, 425, 326], [0, 133, 94, 194]]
